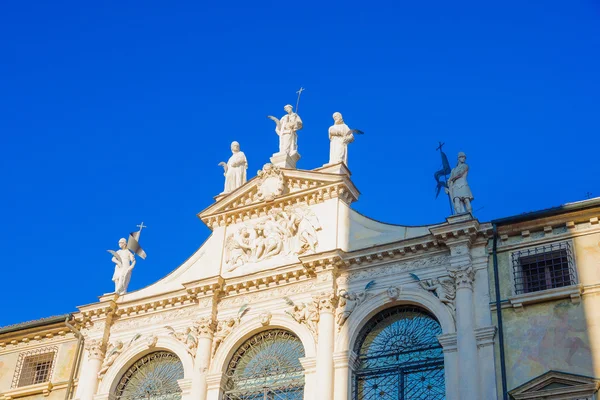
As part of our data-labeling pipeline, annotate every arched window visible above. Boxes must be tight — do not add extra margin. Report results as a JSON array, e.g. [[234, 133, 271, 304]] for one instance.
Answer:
[[224, 329, 305, 400], [115, 351, 184, 400], [353, 306, 445, 400]]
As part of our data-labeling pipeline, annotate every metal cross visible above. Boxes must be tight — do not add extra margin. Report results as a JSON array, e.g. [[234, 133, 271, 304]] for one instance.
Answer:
[[436, 141, 445, 152], [137, 222, 147, 232], [295, 87, 305, 113]]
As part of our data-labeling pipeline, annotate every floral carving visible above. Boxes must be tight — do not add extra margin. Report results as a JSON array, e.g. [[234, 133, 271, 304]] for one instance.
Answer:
[[85, 339, 105, 360], [449, 266, 475, 290]]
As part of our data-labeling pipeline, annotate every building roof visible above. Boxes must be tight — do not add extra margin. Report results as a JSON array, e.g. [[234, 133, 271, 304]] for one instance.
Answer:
[[491, 197, 600, 226], [0, 314, 71, 335]]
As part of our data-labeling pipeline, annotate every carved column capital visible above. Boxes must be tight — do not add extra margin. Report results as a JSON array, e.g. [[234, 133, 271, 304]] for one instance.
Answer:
[[85, 339, 105, 360], [449, 266, 475, 290], [315, 291, 338, 314], [195, 316, 217, 339]]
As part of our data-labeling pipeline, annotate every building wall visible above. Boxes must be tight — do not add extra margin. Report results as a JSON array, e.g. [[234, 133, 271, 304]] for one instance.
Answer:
[[490, 209, 600, 397]]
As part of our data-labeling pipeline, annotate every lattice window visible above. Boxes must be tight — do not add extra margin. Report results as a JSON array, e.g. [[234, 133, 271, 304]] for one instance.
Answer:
[[11, 346, 58, 388], [353, 306, 445, 400], [512, 241, 576, 295], [223, 329, 305, 400], [114, 351, 184, 400]]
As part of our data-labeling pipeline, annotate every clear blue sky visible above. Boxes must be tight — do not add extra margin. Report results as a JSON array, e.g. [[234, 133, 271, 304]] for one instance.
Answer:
[[1, 1, 599, 327]]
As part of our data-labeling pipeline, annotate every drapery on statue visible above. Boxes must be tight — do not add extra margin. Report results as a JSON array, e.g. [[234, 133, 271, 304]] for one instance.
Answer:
[[328, 112, 363, 166], [446, 152, 474, 214], [267, 104, 303, 156], [219, 141, 248, 194], [107, 223, 147, 295]]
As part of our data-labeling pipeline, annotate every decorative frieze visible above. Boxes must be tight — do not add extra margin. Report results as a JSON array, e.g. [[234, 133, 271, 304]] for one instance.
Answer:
[[111, 306, 199, 333]]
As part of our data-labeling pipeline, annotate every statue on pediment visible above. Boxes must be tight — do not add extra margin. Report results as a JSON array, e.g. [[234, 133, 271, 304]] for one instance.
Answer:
[[107, 224, 146, 295], [267, 104, 303, 157], [445, 152, 474, 214], [219, 141, 248, 194], [328, 112, 363, 166]]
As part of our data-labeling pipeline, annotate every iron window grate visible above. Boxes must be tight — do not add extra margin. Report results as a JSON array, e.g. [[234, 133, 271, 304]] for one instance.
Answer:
[[512, 241, 576, 295], [11, 346, 58, 388]]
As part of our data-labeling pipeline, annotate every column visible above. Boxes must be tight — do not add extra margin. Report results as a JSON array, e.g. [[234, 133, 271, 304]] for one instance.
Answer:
[[206, 373, 225, 400], [450, 266, 479, 400], [332, 351, 357, 400], [437, 333, 458, 400], [299, 357, 317, 400], [191, 317, 216, 400], [75, 339, 104, 400], [475, 327, 498, 400], [315, 292, 337, 400]]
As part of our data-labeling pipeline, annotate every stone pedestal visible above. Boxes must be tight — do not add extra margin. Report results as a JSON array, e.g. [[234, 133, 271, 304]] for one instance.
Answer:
[[314, 162, 351, 176], [270, 151, 300, 169]]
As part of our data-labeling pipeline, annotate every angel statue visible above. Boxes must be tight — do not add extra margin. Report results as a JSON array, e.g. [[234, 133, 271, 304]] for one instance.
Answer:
[[218, 141, 248, 194], [328, 112, 363, 166], [108, 238, 136, 295], [267, 104, 303, 156], [212, 304, 249, 357], [336, 280, 375, 330], [412, 274, 456, 314], [98, 334, 142, 379]]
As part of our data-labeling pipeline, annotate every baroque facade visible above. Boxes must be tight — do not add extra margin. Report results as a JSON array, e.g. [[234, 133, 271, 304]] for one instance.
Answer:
[[2, 119, 599, 399]]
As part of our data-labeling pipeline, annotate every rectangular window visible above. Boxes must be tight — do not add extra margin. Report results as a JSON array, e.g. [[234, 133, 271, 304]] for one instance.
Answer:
[[512, 242, 576, 295], [12, 347, 58, 388]]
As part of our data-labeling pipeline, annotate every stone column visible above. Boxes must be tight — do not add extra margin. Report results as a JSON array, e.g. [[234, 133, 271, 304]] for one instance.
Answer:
[[191, 317, 216, 400], [314, 292, 337, 400], [332, 350, 357, 400], [299, 357, 317, 400], [206, 373, 225, 400], [75, 339, 104, 400], [450, 265, 479, 400], [476, 327, 498, 400], [437, 333, 458, 400]]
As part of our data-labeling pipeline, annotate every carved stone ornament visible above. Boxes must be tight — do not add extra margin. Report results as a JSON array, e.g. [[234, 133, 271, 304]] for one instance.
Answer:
[[85, 339, 105, 361], [195, 316, 217, 338], [449, 266, 475, 290], [259, 311, 272, 326], [419, 277, 456, 315], [336, 281, 377, 332], [286, 298, 319, 339], [224, 204, 321, 274], [98, 334, 142, 380], [315, 291, 338, 314], [146, 334, 158, 348], [212, 317, 240, 357], [387, 286, 401, 301], [256, 163, 285, 202], [166, 326, 198, 356]]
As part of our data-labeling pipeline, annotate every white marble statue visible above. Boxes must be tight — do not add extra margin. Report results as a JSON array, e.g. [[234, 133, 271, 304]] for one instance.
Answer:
[[109, 238, 136, 295], [445, 152, 474, 214], [328, 112, 355, 165], [267, 105, 303, 156], [219, 141, 248, 194]]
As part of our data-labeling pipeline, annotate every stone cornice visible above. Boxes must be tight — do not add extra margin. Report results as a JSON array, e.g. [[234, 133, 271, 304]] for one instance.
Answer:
[[429, 215, 492, 245], [0, 327, 74, 351], [198, 170, 360, 230]]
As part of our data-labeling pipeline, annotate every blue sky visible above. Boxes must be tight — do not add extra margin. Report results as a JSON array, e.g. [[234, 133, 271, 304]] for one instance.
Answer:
[[1, 1, 599, 327]]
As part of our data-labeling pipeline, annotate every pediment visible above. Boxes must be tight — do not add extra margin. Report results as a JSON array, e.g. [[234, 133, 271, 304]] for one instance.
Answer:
[[198, 164, 359, 229], [510, 370, 600, 399]]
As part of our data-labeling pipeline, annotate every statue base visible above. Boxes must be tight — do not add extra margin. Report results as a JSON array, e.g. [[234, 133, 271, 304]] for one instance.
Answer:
[[314, 162, 351, 176], [270, 152, 300, 169]]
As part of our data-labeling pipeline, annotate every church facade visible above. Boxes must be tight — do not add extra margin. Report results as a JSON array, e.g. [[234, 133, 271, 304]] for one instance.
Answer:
[[1, 108, 599, 400]]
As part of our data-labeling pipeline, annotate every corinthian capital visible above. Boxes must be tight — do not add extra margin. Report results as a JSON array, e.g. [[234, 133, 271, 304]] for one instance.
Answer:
[[449, 266, 475, 290], [195, 317, 217, 338], [315, 291, 338, 313], [85, 339, 105, 360]]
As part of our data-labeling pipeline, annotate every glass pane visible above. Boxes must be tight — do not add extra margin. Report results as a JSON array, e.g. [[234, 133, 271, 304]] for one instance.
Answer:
[[115, 352, 184, 400]]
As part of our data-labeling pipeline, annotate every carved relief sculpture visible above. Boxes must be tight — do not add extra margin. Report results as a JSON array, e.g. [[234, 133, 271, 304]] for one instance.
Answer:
[[166, 326, 198, 356], [98, 334, 142, 379], [212, 305, 249, 357], [224, 205, 321, 272], [445, 152, 474, 214], [259, 311, 272, 326], [219, 141, 248, 194], [419, 277, 456, 314], [267, 105, 303, 156], [284, 297, 319, 338], [336, 280, 376, 331]]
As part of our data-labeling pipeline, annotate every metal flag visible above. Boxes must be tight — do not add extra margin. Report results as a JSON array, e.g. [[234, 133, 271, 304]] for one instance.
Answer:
[[434, 142, 451, 199], [127, 222, 147, 259]]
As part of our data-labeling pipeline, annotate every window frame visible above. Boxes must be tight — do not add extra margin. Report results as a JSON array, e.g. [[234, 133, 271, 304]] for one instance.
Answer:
[[11, 346, 58, 389]]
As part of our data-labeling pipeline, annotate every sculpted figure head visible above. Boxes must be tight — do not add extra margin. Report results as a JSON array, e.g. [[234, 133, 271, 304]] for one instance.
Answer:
[[231, 141, 240, 153], [333, 112, 343, 124], [458, 152, 466, 164], [284, 104, 293, 114], [114, 340, 124, 350], [118, 238, 127, 250]]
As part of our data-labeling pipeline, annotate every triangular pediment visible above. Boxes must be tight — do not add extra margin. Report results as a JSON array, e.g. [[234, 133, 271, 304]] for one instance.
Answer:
[[510, 370, 600, 399], [198, 164, 359, 229]]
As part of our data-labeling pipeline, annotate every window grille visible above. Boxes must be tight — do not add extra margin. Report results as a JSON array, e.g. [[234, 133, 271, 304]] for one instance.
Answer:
[[11, 347, 58, 388], [512, 241, 576, 295]]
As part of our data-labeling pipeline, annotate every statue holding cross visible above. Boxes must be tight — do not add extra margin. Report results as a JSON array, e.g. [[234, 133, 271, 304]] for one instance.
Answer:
[[107, 222, 147, 295], [267, 88, 305, 169]]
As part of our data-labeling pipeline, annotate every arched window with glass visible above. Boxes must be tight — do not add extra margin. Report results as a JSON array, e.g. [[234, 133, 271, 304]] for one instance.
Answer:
[[353, 306, 445, 400], [114, 351, 184, 400], [224, 329, 305, 400]]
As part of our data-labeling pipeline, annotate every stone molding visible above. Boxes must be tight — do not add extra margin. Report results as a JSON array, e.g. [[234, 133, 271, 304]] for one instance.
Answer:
[[474, 326, 496, 348], [299, 356, 317, 374], [437, 332, 458, 353], [504, 284, 583, 312], [509, 370, 600, 400], [85, 339, 105, 360]]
